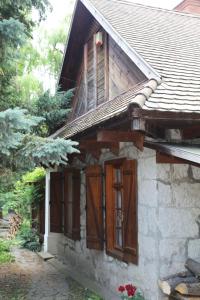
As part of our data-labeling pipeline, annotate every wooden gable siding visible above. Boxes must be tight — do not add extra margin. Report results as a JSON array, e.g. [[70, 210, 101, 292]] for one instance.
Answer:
[[108, 37, 146, 100], [70, 29, 146, 120]]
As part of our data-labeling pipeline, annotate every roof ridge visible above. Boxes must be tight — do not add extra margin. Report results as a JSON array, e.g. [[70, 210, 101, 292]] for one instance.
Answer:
[[105, 0, 200, 20]]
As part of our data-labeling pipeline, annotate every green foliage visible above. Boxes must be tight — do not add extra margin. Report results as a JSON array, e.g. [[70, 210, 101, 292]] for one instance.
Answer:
[[21, 136, 79, 168], [3, 168, 45, 218], [18, 227, 41, 252], [0, 0, 51, 111], [0, 108, 79, 170], [0, 0, 51, 34], [0, 108, 43, 156], [0, 239, 15, 264], [35, 89, 74, 135]]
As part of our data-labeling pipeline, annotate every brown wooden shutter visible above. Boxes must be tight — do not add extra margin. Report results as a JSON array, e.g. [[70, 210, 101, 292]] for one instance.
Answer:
[[72, 169, 81, 240], [63, 169, 69, 236], [86, 165, 103, 250], [122, 160, 138, 264], [63, 169, 81, 240], [105, 163, 115, 254], [50, 172, 63, 233]]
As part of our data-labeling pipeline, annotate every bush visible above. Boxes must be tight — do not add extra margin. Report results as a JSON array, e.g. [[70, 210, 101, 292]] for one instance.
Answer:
[[18, 226, 41, 252], [0, 239, 15, 264]]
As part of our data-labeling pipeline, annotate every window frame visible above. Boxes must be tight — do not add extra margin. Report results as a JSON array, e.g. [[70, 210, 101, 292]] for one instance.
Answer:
[[105, 158, 138, 264]]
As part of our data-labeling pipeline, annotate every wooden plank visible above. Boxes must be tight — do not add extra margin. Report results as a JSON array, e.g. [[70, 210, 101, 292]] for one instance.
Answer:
[[156, 152, 189, 164], [182, 125, 200, 139], [86, 165, 103, 250], [97, 130, 144, 151], [93, 34, 97, 107], [104, 33, 109, 101], [84, 43, 88, 113]]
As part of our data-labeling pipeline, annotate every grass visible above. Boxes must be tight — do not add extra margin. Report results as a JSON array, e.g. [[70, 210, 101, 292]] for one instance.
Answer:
[[0, 238, 15, 264]]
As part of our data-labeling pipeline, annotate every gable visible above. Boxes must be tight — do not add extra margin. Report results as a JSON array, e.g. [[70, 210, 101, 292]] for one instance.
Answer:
[[70, 28, 147, 120]]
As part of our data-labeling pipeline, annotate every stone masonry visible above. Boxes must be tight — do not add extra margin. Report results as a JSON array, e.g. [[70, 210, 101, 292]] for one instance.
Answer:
[[51, 142, 200, 300]]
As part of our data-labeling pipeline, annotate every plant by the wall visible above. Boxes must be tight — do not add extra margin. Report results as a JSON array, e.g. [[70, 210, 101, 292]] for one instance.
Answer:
[[118, 284, 145, 300]]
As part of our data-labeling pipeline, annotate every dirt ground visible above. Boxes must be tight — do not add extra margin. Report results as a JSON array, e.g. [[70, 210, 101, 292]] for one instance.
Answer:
[[0, 247, 96, 300]]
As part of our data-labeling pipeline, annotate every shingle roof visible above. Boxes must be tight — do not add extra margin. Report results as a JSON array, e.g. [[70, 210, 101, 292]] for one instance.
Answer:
[[54, 0, 200, 138], [52, 81, 148, 138], [87, 0, 200, 112]]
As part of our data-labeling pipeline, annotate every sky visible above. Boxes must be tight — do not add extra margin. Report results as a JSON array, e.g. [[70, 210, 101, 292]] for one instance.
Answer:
[[46, 0, 182, 25]]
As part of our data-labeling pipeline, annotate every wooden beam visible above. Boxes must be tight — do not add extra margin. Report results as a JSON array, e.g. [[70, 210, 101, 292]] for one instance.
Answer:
[[182, 125, 200, 139], [79, 140, 119, 156], [156, 152, 189, 164], [97, 130, 144, 151]]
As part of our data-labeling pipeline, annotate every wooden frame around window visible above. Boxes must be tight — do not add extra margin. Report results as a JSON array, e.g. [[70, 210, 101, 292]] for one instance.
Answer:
[[105, 158, 138, 264]]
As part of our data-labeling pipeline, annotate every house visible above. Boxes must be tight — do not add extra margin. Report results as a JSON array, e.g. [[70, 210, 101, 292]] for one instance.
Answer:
[[44, 0, 200, 299]]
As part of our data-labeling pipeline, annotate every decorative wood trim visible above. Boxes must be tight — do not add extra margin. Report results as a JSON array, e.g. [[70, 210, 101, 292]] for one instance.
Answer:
[[104, 33, 109, 101], [93, 34, 98, 107], [84, 43, 88, 113], [156, 152, 189, 164], [97, 130, 144, 151], [131, 108, 200, 124], [182, 125, 200, 139]]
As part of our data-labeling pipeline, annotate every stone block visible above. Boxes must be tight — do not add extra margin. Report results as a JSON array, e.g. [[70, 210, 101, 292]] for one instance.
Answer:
[[172, 182, 200, 208], [158, 208, 199, 238], [159, 239, 186, 262], [172, 165, 189, 180], [157, 182, 172, 207], [192, 166, 200, 180], [138, 147, 155, 159], [139, 236, 157, 260], [157, 164, 171, 182], [188, 239, 200, 259], [138, 206, 157, 236], [159, 261, 185, 278], [138, 179, 157, 207], [138, 156, 157, 180]]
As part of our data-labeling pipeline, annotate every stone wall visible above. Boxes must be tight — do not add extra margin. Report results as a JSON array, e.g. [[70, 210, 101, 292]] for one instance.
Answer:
[[157, 163, 200, 299], [54, 142, 200, 300], [56, 143, 159, 300]]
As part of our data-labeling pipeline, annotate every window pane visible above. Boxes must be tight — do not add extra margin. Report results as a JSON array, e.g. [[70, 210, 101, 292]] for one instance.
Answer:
[[114, 168, 121, 184], [116, 228, 122, 248]]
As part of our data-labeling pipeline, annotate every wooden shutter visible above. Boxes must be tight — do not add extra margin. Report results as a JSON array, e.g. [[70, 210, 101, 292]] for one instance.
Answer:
[[105, 163, 115, 254], [72, 169, 81, 240], [50, 172, 63, 233], [63, 169, 80, 240], [122, 160, 138, 264], [86, 165, 103, 250]]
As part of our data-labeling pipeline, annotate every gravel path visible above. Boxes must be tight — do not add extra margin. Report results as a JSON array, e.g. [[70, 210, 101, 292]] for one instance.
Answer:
[[0, 247, 98, 300]]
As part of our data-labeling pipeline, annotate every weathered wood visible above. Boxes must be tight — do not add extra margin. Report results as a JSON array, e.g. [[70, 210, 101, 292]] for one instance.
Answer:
[[97, 130, 144, 151], [185, 258, 200, 278], [175, 282, 200, 296], [159, 271, 197, 295], [170, 294, 200, 300], [108, 37, 146, 100], [182, 125, 200, 139], [156, 152, 189, 164]]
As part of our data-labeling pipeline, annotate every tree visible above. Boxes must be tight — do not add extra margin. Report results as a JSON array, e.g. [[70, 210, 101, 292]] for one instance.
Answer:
[[0, 108, 79, 171], [0, 0, 51, 111]]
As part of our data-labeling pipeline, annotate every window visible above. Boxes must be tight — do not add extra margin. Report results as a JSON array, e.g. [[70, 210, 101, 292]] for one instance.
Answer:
[[105, 159, 138, 264], [63, 168, 81, 240]]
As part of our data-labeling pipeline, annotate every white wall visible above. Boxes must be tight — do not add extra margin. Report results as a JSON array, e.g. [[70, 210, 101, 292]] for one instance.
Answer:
[[54, 143, 200, 300]]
